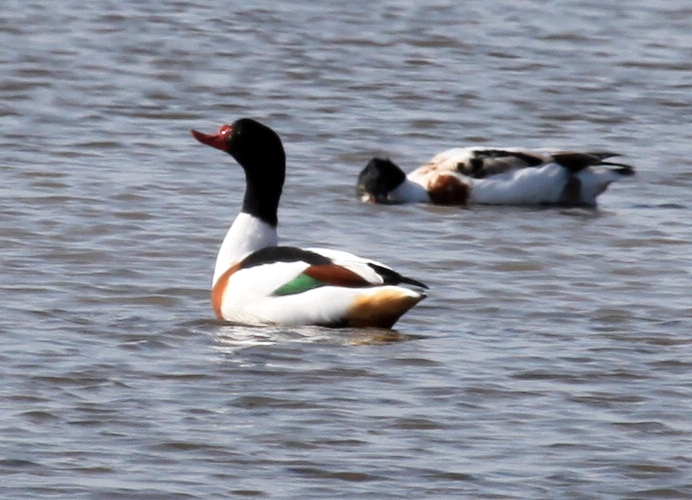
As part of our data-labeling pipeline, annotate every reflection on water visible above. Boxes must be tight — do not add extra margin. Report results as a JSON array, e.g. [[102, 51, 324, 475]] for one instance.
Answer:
[[212, 323, 422, 353]]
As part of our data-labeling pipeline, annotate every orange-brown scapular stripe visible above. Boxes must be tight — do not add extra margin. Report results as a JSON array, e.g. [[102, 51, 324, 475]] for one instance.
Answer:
[[347, 289, 424, 329], [211, 262, 242, 320], [427, 174, 470, 205], [303, 264, 370, 287]]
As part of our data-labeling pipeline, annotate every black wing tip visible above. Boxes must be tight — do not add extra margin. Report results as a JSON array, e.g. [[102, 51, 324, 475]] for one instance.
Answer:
[[551, 151, 635, 176], [586, 152, 635, 176], [601, 162, 636, 176], [367, 262, 428, 290], [400, 276, 429, 290]]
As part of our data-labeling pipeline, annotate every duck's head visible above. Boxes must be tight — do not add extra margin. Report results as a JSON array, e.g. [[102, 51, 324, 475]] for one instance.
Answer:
[[356, 158, 407, 204], [191, 118, 285, 178], [191, 118, 285, 226]]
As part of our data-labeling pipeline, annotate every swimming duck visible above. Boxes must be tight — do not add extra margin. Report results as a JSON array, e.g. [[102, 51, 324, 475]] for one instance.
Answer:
[[357, 147, 635, 206], [191, 118, 427, 328]]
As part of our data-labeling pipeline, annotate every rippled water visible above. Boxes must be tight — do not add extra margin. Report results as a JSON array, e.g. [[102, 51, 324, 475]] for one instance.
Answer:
[[2, 0, 692, 498]]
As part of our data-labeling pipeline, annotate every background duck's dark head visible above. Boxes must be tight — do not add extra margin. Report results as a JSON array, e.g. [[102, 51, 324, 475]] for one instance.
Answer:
[[356, 158, 406, 204]]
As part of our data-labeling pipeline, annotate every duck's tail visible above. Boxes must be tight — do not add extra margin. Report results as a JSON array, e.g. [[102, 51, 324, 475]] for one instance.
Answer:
[[552, 151, 635, 176]]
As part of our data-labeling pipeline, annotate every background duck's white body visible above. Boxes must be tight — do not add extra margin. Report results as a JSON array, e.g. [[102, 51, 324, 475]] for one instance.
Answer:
[[469, 163, 624, 205], [470, 164, 569, 205], [368, 147, 634, 206]]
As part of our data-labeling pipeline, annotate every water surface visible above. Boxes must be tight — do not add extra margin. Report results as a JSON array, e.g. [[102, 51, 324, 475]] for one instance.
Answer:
[[2, 1, 691, 498]]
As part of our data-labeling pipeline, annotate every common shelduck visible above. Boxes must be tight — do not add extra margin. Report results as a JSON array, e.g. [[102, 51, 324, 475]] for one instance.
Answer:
[[191, 118, 427, 328], [357, 147, 635, 206]]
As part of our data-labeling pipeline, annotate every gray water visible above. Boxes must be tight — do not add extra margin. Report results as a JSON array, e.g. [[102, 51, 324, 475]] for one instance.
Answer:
[[2, 1, 692, 498]]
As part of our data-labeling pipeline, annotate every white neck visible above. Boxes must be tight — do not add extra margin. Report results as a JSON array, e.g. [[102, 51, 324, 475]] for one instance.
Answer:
[[212, 212, 278, 287], [390, 178, 431, 203]]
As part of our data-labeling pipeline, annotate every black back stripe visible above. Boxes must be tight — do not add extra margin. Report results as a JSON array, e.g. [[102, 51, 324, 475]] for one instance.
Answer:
[[240, 246, 331, 269], [474, 149, 545, 167], [240, 247, 428, 290]]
